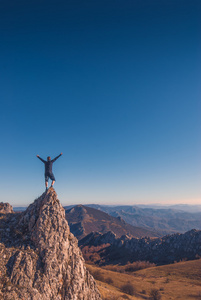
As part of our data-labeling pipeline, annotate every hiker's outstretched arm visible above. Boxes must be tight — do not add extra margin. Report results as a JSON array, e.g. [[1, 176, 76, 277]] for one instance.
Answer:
[[36, 155, 46, 163], [52, 153, 62, 162]]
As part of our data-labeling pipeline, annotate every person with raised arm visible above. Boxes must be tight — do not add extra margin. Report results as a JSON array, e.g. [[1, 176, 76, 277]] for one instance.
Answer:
[[37, 153, 62, 191]]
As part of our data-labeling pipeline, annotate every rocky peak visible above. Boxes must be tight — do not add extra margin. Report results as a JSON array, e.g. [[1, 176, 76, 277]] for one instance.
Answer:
[[0, 188, 101, 300], [0, 202, 13, 214], [117, 216, 126, 224], [79, 231, 116, 247]]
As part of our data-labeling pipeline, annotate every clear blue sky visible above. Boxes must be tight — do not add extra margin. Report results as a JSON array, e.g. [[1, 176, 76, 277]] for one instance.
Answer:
[[0, 0, 200, 206]]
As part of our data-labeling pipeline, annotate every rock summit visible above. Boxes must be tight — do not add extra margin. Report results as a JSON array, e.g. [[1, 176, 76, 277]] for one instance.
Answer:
[[0, 188, 101, 300]]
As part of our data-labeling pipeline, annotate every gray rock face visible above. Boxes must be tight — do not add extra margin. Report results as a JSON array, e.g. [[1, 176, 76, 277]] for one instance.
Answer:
[[0, 202, 13, 214], [0, 188, 101, 300]]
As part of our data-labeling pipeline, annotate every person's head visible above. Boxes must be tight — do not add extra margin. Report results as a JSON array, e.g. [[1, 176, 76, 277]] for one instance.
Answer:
[[47, 156, 51, 161]]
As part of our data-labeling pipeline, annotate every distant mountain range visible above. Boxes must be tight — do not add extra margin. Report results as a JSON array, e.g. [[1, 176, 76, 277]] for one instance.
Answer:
[[15, 203, 201, 235], [65, 205, 160, 240], [14, 203, 201, 213], [86, 204, 201, 235], [127, 204, 201, 213]]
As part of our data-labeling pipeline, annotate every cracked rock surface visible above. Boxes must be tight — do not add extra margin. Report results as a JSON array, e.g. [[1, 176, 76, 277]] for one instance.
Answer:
[[0, 188, 101, 300]]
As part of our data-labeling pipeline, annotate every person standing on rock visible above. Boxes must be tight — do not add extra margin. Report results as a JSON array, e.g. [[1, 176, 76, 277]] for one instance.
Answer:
[[37, 153, 62, 190]]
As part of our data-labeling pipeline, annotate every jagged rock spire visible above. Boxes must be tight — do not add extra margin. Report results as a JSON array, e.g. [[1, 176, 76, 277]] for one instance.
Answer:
[[0, 188, 101, 300]]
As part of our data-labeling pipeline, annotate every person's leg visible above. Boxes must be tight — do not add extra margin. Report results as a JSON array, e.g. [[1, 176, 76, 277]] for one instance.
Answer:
[[51, 180, 55, 187], [45, 174, 49, 190], [50, 173, 56, 187]]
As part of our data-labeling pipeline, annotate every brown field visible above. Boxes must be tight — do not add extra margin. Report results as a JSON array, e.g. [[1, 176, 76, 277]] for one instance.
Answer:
[[86, 259, 201, 299]]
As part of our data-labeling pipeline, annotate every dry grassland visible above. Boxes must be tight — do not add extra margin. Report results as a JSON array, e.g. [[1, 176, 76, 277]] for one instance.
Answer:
[[87, 259, 201, 299]]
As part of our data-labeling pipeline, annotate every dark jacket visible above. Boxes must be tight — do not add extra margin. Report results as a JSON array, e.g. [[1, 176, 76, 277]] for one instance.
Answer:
[[37, 154, 61, 174]]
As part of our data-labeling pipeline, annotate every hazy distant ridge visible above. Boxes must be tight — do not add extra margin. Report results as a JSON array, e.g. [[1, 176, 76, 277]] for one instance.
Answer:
[[86, 204, 201, 234]]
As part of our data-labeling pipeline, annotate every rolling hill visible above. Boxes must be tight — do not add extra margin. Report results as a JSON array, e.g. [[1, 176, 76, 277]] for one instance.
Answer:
[[87, 258, 201, 299]]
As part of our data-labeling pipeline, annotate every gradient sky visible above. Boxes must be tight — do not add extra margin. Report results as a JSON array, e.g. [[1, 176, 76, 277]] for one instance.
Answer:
[[0, 0, 201, 206]]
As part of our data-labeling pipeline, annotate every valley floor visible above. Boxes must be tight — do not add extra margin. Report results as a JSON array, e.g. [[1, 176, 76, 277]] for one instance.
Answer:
[[86, 258, 201, 299]]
